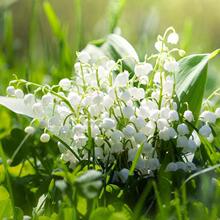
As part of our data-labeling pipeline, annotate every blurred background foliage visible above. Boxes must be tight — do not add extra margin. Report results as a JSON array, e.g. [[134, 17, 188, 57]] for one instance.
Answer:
[[0, 0, 220, 91]]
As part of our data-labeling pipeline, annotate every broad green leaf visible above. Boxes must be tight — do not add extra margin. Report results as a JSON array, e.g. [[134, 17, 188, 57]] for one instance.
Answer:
[[102, 34, 139, 73], [175, 54, 209, 122], [176, 50, 220, 122], [0, 96, 34, 117]]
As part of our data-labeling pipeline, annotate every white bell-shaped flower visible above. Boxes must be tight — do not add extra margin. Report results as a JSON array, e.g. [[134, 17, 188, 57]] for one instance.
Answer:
[[177, 136, 188, 148], [24, 94, 35, 106], [59, 78, 71, 91], [123, 106, 134, 118], [101, 118, 115, 130], [114, 71, 129, 87], [157, 118, 169, 131], [134, 132, 146, 144], [167, 32, 179, 44], [78, 51, 91, 63], [166, 162, 178, 172], [199, 124, 212, 137], [134, 63, 153, 77], [200, 111, 216, 124], [111, 130, 124, 143], [15, 89, 24, 98], [118, 168, 129, 183], [177, 123, 189, 135], [123, 125, 136, 138], [164, 60, 179, 73], [183, 110, 194, 122]]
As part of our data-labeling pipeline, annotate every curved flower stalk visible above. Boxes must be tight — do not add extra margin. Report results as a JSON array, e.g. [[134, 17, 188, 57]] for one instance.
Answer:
[[0, 27, 220, 183]]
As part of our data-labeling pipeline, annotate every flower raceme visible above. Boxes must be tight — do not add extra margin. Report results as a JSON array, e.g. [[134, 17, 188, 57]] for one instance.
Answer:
[[2, 28, 220, 182]]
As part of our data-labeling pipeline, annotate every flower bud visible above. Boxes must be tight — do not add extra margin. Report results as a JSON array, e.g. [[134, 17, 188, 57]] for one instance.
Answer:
[[40, 133, 50, 143], [6, 86, 15, 96], [24, 126, 35, 135]]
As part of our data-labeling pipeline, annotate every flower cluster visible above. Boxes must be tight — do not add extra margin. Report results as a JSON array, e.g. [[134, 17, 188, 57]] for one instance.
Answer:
[[5, 28, 220, 182]]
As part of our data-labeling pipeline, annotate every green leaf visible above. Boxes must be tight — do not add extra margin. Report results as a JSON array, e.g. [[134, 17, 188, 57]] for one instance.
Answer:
[[175, 54, 209, 122], [102, 34, 139, 73], [0, 96, 34, 117], [175, 49, 220, 122]]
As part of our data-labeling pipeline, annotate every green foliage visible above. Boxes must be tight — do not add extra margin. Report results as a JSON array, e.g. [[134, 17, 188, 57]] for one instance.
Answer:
[[176, 54, 209, 122], [176, 50, 220, 123]]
